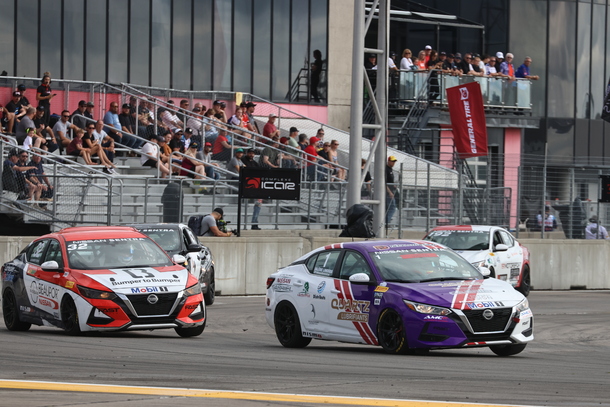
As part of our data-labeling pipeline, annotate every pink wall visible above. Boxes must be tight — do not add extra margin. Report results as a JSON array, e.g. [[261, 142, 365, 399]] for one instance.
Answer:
[[504, 128, 522, 230]]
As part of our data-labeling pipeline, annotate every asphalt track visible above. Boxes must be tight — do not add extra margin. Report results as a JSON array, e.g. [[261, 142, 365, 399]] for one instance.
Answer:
[[0, 290, 608, 407]]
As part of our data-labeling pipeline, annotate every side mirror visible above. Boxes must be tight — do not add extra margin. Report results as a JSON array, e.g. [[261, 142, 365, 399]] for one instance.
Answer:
[[494, 244, 508, 252], [187, 243, 202, 253], [349, 273, 371, 284], [478, 266, 491, 277], [172, 254, 187, 264], [41, 260, 61, 272]]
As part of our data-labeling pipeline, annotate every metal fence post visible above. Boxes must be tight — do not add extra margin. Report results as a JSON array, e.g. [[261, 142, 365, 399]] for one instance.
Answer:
[[426, 162, 431, 231], [398, 162, 403, 238]]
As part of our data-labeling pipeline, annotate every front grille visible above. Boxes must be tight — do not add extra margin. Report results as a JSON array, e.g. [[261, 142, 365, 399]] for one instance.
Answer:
[[126, 293, 178, 316], [462, 308, 513, 333]]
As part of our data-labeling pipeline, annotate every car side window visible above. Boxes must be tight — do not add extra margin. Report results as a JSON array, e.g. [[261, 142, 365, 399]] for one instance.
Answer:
[[339, 251, 373, 280], [499, 230, 514, 247], [493, 232, 503, 248], [43, 239, 64, 268], [26, 240, 49, 266], [308, 251, 340, 277]]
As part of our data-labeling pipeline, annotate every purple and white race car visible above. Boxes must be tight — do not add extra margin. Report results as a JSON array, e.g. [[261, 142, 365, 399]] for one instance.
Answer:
[[265, 240, 533, 356]]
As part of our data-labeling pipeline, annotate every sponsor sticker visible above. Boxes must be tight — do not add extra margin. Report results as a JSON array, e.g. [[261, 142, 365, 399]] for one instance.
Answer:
[[302, 331, 322, 338], [273, 284, 292, 293], [520, 309, 533, 319], [317, 281, 326, 294], [374, 286, 389, 293], [130, 286, 169, 294], [297, 282, 310, 297], [337, 312, 369, 322], [65, 281, 75, 289], [423, 315, 449, 321]]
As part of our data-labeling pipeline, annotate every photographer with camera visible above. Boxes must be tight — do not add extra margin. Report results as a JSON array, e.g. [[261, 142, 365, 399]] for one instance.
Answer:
[[201, 207, 235, 237]]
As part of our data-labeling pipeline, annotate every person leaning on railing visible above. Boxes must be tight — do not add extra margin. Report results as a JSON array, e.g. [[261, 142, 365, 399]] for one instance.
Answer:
[[180, 142, 207, 179], [140, 135, 170, 178]]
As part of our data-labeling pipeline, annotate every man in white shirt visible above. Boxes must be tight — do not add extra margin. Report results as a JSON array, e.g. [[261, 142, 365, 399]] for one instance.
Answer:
[[52, 109, 80, 151], [140, 135, 170, 178]]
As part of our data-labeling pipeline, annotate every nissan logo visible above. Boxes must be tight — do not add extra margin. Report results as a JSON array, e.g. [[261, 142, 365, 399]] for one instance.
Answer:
[[147, 294, 159, 305], [482, 309, 494, 320]]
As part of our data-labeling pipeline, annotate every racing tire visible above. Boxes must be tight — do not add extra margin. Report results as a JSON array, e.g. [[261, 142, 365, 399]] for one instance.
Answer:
[[274, 301, 311, 348], [516, 267, 531, 297], [490, 343, 527, 357], [175, 302, 207, 337], [61, 296, 81, 335], [377, 308, 410, 354], [2, 288, 31, 331], [203, 268, 215, 306]]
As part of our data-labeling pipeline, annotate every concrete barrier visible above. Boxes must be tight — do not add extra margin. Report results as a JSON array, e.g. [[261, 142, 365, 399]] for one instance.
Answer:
[[1, 234, 608, 296]]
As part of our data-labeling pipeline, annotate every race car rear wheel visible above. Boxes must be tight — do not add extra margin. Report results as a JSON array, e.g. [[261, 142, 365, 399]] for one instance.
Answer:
[[516, 266, 531, 297], [377, 308, 409, 354], [61, 296, 81, 335], [203, 268, 215, 306], [490, 343, 527, 356], [274, 301, 311, 348], [2, 288, 31, 331]]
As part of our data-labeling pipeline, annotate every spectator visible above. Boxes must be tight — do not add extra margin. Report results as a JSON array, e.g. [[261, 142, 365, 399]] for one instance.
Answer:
[[71, 100, 89, 130], [203, 109, 220, 145], [67, 129, 116, 173], [91, 120, 115, 163], [361, 159, 372, 199], [426, 50, 442, 100], [263, 113, 280, 140], [485, 56, 504, 77], [200, 208, 233, 237], [423, 45, 432, 64], [243, 102, 259, 135], [317, 142, 333, 179], [105, 101, 137, 149], [15, 107, 38, 145], [386, 156, 398, 225], [52, 109, 79, 150], [260, 136, 281, 169], [242, 148, 262, 230], [500, 53, 516, 78], [474, 54, 485, 71], [495, 52, 505, 67], [6, 91, 27, 123], [187, 106, 205, 140], [536, 206, 557, 231], [177, 99, 190, 124], [182, 127, 194, 150], [585, 215, 609, 239], [85, 122, 115, 164], [288, 127, 300, 149], [310, 49, 324, 103], [364, 54, 377, 70], [3, 148, 34, 200], [201, 141, 220, 180], [400, 49, 413, 70], [328, 139, 346, 181], [33, 106, 58, 151], [453, 53, 463, 72], [84, 101, 95, 122], [298, 133, 309, 151], [314, 128, 325, 148], [159, 100, 183, 133], [0, 104, 16, 134], [212, 100, 228, 123], [180, 142, 207, 179], [278, 137, 298, 168], [22, 127, 45, 151], [416, 50, 427, 69], [17, 150, 43, 203], [169, 128, 185, 154], [228, 107, 249, 138], [226, 148, 245, 180], [27, 153, 54, 202], [459, 53, 482, 76], [36, 74, 55, 125], [140, 135, 170, 178], [211, 126, 235, 162], [16, 84, 32, 109], [515, 57, 540, 80], [304, 136, 321, 181], [158, 135, 171, 164], [388, 51, 399, 73], [443, 53, 459, 74], [118, 103, 135, 134]]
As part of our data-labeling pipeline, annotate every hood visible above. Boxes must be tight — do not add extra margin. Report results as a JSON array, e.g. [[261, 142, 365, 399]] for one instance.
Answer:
[[453, 249, 488, 264], [389, 278, 524, 310], [84, 267, 189, 295]]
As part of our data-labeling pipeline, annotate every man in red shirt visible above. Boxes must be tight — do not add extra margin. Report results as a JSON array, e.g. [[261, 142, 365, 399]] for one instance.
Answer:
[[304, 136, 321, 181], [263, 113, 280, 140]]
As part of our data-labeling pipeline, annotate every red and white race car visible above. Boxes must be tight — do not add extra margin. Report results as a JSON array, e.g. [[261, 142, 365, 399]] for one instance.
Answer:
[[424, 225, 531, 296]]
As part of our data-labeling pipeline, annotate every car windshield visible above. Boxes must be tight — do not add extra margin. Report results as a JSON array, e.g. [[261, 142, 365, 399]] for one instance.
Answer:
[[371, 248, 483, 283], [135, 228, 181, 252], [66, 237, 173, 270], [424, 230, 490, 251]]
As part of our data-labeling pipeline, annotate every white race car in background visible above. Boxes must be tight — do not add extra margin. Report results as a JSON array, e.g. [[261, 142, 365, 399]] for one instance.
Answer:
[[424, 225, 531, 296]]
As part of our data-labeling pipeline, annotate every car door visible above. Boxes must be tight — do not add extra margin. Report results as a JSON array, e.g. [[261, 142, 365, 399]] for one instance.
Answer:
[[491, 230, 512, 281], [327, 250, 378, 345], [21, 239, 62, 319], [32, 239, 70, 321], [298, 250, 341, 336]]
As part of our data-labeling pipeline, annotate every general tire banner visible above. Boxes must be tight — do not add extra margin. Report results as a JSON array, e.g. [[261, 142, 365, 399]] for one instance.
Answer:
[[602, 78, 610, 123], [239, 167, 301, 200], [446, 81, 488, 158]]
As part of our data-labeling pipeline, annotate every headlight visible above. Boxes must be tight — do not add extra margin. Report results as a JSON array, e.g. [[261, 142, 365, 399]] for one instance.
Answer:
[[471, 260, 487, 268], [515, 298, 529, 313], [184, 283, 202, 297], [404, 300, 452, 316], [78, 285, 117, 300]]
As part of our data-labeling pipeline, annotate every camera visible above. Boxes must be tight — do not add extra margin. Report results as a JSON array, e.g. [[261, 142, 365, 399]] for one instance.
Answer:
[[217, 219, 231, 233]]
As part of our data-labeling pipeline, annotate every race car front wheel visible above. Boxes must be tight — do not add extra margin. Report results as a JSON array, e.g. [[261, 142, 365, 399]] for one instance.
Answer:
[[274, 301, 311, 348], [490, 343, 527, 356], [203, 268, 215, 306], [175, 319, 206, 337], [61, 296, 81, 335], [377, 308, 410, 354], [2, 288, 31, 331]]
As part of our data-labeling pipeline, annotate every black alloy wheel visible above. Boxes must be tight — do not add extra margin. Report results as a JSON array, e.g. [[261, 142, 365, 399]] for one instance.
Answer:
[[61, 296, 81, 335], [377, 308, 409, 354], [2, 289, 31, 331], [274, 302, 311, 348]]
